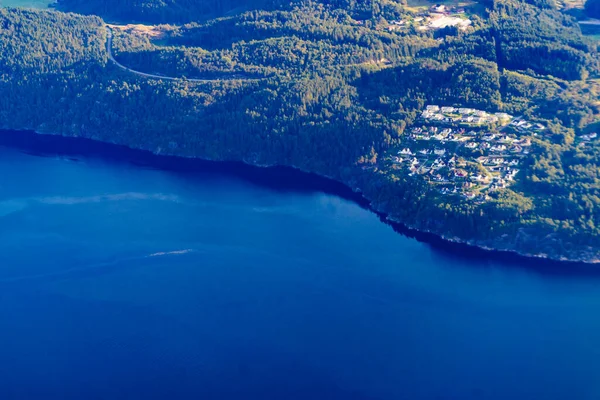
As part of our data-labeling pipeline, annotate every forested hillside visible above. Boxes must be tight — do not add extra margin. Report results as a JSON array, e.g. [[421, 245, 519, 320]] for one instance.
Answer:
[[55, 0, 386, 23], [55, 0, 270, 23], [0, 9, 106, 74], [1, 0, 600, 262]]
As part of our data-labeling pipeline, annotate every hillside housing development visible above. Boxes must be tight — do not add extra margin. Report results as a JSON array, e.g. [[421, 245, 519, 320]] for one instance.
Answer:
[[387, 105, 545, 202]]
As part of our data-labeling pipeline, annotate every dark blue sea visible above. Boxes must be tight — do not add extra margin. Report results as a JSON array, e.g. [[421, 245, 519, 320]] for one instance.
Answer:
[[0, 132, 599, 400]]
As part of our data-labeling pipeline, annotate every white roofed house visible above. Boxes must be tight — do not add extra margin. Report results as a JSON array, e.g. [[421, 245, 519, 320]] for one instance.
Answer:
[[581, 132, 599, 141], [432, 158, 446, 169], [441, 106, 455, 113], [399, 148, 413, 155], [510, 145, 523, 153], [454, 169, 468, 178], [426, 105, 440, 112], [471, 174, 490, 183], [434, 148, 446, 156], [517, 138, 532, 146]]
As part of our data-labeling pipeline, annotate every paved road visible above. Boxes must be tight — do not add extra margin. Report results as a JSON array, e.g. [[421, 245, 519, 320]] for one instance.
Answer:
[[105, 26, 244, 83]]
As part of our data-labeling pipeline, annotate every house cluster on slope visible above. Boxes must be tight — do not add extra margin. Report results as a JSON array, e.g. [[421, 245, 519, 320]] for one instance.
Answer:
[[386, 5, 472, 32], [577, 132, 598, 147], [421, 105, 511, 126], [387, 105, 544, 202]]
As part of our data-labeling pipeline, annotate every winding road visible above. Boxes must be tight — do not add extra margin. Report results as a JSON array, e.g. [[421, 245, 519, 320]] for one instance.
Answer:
[[105, 26, 245, 83]]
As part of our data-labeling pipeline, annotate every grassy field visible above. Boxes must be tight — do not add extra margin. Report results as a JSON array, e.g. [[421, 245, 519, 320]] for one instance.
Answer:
[[558, 0, 584, 9], [0, 0, 54, 9]]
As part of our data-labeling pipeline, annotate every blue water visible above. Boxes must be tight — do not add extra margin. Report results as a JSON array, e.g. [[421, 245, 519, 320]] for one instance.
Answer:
[[0, 141, 600, 400]]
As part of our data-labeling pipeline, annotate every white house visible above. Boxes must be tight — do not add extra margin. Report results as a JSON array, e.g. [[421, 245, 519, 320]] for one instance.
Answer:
[[510, 145, 523, 153], [495, 112, 512, 120]]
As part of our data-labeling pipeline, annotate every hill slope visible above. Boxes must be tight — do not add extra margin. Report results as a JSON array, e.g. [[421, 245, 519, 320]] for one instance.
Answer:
[[1, 0, 600, 262]]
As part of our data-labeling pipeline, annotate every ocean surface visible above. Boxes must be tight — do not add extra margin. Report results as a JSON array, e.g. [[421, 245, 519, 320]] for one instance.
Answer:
[[0, 134, 600, 400]]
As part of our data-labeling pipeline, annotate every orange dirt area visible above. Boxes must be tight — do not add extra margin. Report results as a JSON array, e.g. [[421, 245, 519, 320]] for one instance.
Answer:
[[108, 24, 168, 39]]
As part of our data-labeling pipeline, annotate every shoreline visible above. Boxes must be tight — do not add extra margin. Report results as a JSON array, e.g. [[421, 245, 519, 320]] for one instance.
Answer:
[[0, 128, 598, 272]]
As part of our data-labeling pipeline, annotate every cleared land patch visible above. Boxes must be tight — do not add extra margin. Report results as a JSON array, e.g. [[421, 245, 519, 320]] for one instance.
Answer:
[[108, 23, 168, 40]]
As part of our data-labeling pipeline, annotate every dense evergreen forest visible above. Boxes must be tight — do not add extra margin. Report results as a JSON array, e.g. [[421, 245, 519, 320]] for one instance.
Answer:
[[55, 0, 383, 23], [1, 0, 599, 262]]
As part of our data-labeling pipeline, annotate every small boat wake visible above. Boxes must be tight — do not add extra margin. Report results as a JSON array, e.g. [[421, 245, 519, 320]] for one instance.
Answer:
[[0, 248, 197, 284], [147, 249, 195, 257]]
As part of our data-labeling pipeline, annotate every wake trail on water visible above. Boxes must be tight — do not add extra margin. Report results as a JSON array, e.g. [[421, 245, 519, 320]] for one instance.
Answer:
[[0, 249, 198, 283], [38, 192, 183, 205], [0, 192, 184, 216]]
